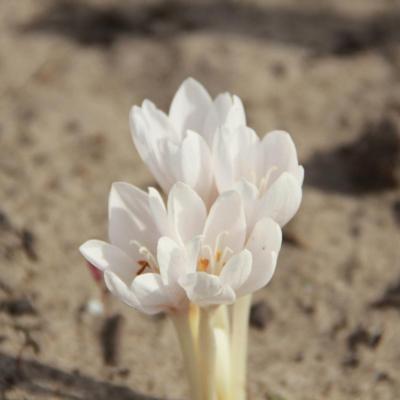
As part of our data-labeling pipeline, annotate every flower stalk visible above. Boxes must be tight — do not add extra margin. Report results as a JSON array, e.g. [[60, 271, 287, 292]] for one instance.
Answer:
[[171, 301, 252, 400]]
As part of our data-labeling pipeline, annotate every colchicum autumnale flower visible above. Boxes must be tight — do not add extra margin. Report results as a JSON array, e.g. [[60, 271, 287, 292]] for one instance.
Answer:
[[80, 182, 281, 314], [80, 78, 303, 400], [130, 78, 303, 227]]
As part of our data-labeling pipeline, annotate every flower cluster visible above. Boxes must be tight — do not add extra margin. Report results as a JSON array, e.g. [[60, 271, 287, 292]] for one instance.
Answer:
[[81, 78, 302, 313], [80, 78, 303, 400]]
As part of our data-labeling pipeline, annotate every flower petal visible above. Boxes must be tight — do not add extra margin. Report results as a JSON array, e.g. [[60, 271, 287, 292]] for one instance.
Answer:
[[180, 131, 214, 205], [129, 103, 174, 192], [131, 273, 173, 314], [104, 270, 141, 309], [256, 172, 302, 227], [219, 249, 252, 291], [233, 179, 258, 231], [167, 182, 207, 244], [213, 127, 236, 192], [148, 187, 171, 237], [157, 236, 188, 285], [109, 182, 158, 255], [239, 218, 282, 295], [203, 190, 246, 254], [202, 93, 246, 145], [169, 78, 213, 137], [80, 240, 138, 284], [213, 126, 258, 192], [225, 95, 246, 129], [260, 130, 301, 185], [179, 272, 236, 306]]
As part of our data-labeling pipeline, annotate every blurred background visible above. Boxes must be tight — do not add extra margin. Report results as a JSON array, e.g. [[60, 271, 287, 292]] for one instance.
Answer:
[[0, 0, 399, 399]]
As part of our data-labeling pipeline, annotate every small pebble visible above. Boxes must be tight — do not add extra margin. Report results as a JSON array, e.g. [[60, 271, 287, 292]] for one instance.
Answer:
[[86, 299, 104, 316]]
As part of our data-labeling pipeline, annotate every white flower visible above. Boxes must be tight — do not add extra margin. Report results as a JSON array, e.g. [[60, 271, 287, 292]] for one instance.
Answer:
[[80, 182, 199, 315], [130, 78, 246, 206], [80, 181, 282, 313], [214, 127, 304, 228], [130, 78, 303, 230]]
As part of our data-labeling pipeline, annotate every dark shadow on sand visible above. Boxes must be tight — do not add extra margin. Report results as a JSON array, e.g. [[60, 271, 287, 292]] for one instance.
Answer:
[[0, 351, 161, 400], [21, 0, 400, 54]]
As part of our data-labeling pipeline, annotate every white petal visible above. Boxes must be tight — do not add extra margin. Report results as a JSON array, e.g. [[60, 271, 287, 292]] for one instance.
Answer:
[[260, 130, 300, 185], [158, 139, 183, 184], [213, 126, 258, 192], [169, 78, 213, 137], [256, 172, 302, 227], [157, 236, 188, 285], [203, 93, 234, 145], [213, 127, 236, 192], [129, 105, 174, 192], [297, 165, 305, 186], [219, 249, 252, 291], [141, 99, 178, 141], [168, 182, 207, 244], [225, 95, 246, 128], [185, 236, 202, 274], [148, 187, 171, 237], [203, 190, 246, 254], [104, 270, 141, 309], [240, 218, 282, 295], [131, 273, 173, 314], [203, 93, 246, 146], [80, 240, 138, 284], [233, 179, 258, 231], [234, 127, 259, 182], [180, 131, 214, 205], [179, 272, 235, 306], [109, 182, 159, 255]]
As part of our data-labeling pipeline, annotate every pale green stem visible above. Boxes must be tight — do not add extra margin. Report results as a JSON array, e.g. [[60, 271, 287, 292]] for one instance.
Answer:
[[199, 307, 217, 400], [171, 311, 201, 400], [230, 295, 252, 400]]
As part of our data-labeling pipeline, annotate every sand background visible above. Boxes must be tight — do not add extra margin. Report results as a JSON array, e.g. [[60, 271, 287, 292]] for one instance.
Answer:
[[0, 0, 400, 399]]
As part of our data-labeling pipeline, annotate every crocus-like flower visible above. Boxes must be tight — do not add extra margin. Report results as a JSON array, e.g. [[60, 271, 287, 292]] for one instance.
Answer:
[[130, 78, 303, 230], [130, 78, 246, 205], [80, 181, 282, 313], [214, 127, 303, 228]]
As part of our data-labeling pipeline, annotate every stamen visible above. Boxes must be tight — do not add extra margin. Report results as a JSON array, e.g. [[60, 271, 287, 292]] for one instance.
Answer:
[[220, 247, 233, 265], [130, 240, 158, 272], [198, 258, 210, 272], [136, 260, 150, 275], [214, 231, 228, 258]]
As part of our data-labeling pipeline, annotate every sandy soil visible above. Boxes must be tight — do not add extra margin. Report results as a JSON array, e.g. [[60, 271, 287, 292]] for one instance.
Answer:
[[1, 0, 400, 399]]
